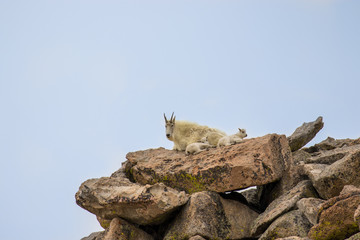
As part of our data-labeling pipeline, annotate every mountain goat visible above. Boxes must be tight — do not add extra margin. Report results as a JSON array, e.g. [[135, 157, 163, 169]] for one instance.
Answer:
[[164, 112, 226, 151], [217, 128, 247, 147], [185, 137, 214, 155]]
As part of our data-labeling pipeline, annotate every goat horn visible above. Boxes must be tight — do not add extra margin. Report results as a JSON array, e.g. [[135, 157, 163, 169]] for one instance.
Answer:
[[170, 112, 174, 122], [164, 113, 168, 122]]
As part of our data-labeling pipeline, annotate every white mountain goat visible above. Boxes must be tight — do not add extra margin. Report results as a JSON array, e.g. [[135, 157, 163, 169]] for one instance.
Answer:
[[217, 128, 247, 147], [201, 132, 226, 146], [164, 112, 226, 151], [185, 137, 214, 155]]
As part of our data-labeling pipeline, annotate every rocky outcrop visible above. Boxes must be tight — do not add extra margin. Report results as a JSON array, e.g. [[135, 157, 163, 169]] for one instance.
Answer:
[[77, 117, 360, 240], [124, 134, 291, 193], [75, 171, 188, 225], [287, 116, 324, 152]]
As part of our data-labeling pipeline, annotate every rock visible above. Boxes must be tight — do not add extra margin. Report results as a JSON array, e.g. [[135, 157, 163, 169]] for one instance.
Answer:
[[308, 186, 360, 240], [304, 145, 360, 199], [259, 210, 312, 240], [75, 171, 189, 225], [355, 205, 360, 231], [304, 137, 360, 153], [124, 134, 291, 193], [345, 232, 360, 240], [241, 187, 262, 210], [287, 116, 324, 152], [188, 236, 206, 240], [275, 237, 310, 240], [264, 150, 311, 206], [81, 231, 105, 240], [304, 145, 360, 165], [102, 218, 153, 240], [251, 180, 318, 237], [164, 191, 259, 240], [296, 198, 325, 225]]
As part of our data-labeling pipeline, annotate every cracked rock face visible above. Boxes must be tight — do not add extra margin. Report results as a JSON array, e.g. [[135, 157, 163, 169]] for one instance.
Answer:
[[124, 134, 291, 193], [75, 172, 189, 225]]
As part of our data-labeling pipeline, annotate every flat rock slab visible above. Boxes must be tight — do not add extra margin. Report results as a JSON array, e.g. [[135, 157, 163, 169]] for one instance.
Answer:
[[287, 116, 324, 152], [75, 171, 189, 225], [125, 134, 291, 193]]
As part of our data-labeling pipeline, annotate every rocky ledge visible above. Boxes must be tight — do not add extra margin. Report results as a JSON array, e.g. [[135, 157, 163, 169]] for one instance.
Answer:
[[76, 116, 360, 240]]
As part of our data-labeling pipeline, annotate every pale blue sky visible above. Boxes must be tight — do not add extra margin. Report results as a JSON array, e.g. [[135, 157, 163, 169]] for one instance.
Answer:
[[0, 1, 359, 239]]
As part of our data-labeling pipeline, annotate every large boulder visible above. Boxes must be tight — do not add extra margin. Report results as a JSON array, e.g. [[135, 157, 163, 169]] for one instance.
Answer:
[[75, 171, 189, 225], [164, 191, 259, 240], [287, 116, 324, 152], [124, 134, 291, 193], [251, 180, 318, 237], [304, 144, 360, 199], [259, 210, 312, 240], [308, 185, 360, 240]]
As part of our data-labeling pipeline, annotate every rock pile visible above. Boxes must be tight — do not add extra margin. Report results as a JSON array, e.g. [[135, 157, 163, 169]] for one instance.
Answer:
[[76, 117, 360, 240]]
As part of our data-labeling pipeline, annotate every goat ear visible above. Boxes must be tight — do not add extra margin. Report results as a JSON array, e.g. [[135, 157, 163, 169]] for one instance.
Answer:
[[164, 113, 168, 123]]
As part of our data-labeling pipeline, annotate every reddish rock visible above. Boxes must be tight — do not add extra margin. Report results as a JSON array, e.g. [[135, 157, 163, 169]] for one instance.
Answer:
[[125, 134, 291, 193], [308, 186, 360, 240]]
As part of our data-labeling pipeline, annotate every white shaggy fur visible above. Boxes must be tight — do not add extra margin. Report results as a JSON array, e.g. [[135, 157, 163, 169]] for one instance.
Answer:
[[217, 128, 247, 147], [185, 138, 214, 155], [201, 132, 227, 146], [164, 113, 226, 151]]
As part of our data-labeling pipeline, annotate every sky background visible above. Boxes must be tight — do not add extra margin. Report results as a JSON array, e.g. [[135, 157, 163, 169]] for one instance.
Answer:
[[1, 1, 359, 239]]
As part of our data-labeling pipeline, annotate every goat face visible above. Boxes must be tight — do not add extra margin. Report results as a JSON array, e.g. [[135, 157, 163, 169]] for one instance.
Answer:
[[164, 112, 176, 140], [238, 128, 248, 138]]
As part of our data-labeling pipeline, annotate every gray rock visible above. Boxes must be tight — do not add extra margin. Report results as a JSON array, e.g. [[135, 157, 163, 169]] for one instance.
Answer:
[[188, 236, 206, 240], [259, 210, 312, 240], [75, 171, 189, 225], [296, 197, 325, 225], [103, 218, 153, 240], [304, 145, 360, 199], [305, 145, 360, 165], [164, 191, 259, 240], [251, 180, 318, 237], [355, 205, 360, 231], [81, 231, 105, 240], [287, 116, 324, 152], [345, 232, 360, 240], [304, 137, 360, 153]]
